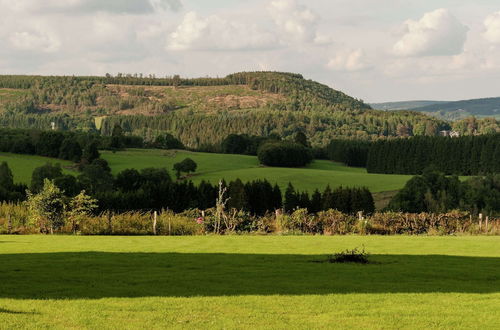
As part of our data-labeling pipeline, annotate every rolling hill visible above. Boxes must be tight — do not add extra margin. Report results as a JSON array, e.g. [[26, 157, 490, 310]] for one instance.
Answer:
[[0, 72, 449, 147], [411, 97, 500, 120], [370, 100, 447, 111], [371, 97, 500, 120], [0, 148, 412, 209]]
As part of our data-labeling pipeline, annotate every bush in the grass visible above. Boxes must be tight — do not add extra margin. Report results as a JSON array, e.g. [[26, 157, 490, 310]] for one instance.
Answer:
[[328, 247, 369, 264]]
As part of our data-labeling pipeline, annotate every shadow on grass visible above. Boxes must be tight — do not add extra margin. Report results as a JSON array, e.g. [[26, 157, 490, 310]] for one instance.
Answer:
[[0, 308, 37, 315], [0, 252, 499, 299]]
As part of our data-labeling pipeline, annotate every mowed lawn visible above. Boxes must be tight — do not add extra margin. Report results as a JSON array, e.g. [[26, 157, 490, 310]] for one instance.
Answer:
[[102, 149, 412, 193], [0, 152, 77, 184], [0, 235, 499, 329]]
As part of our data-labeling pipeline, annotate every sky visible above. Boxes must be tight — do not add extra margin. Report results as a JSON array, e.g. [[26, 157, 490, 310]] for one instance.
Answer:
[[1, 0, 500, 102]]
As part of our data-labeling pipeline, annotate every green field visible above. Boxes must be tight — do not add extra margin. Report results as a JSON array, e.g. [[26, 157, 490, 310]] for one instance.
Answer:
[[0, 235, 498, 329], [101, 149, 412, 193], [0, 152, 77, 184], [1, 148, 412, 196]]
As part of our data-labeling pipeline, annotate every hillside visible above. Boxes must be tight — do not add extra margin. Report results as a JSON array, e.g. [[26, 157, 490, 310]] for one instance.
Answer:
[[370, 100, 447, 111], [1, 148, 411, 193], [411, 97, 500, 120], [0, 72, 370, 116], [0, 72, 455, 147], [372, 97, 500, 120]]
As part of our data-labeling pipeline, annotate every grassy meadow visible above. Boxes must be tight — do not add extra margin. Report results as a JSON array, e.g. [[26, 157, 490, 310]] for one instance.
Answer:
[[0, 235, 498, 329], [101, 149, 412, 193], [0, 152, 77, 184]]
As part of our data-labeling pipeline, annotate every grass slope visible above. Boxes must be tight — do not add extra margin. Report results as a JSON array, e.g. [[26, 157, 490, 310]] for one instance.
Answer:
[[101, 149, 412, 193], [0, 235, 498, 329], [0, 153, 76, 184]]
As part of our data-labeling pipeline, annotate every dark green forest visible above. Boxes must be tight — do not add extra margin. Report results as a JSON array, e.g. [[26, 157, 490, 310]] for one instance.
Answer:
[[387, 170, 500, 216], [366, 134, 500, 175]]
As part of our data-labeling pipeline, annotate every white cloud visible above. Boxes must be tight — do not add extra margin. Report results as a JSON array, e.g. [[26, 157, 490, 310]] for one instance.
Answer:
[[484, 11, 500, 44], [167, 0, 327, 51], [0, 0, 182, 14], [167, 11, 279, 51], [269, 0, 319, 43], [327, 49, 370, 72], [393, 8, 468, 57], [9, 31, 60, 52], [383, 51, 491, 82]]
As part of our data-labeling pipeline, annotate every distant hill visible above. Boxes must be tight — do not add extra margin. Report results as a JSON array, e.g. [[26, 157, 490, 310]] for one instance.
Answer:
[[371, 97, 500, 120], [370, 100, 447, 111], [410, 97, 500, 120]]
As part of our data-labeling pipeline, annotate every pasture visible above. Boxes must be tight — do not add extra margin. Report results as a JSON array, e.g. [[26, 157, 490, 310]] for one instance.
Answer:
[[0, 152, 76, 184], [101, 149, 412, 193], [0, 235, 498, 329]]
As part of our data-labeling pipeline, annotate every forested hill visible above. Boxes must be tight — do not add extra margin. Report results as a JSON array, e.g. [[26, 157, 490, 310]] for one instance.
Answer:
[[1, 72, 498, 147], [371, 97, 500, 120], [370, 100, 447, 111], [409, 97, 500, 120], [0, 72, 369, 114]]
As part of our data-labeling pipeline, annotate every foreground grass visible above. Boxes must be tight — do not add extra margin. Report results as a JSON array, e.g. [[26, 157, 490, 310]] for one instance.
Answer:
[[0, 152, 76, 184], [0, 236, 499, 329], [102, 149, 412, 193]]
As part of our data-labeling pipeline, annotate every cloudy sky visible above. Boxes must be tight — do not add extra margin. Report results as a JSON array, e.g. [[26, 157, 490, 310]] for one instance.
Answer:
[[1, 0, 500, 102]]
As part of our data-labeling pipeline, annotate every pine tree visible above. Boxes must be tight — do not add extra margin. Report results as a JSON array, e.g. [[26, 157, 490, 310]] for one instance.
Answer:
[[284, 182, 298, 213], [310, 189, 322, 213], [322, 185, 334, 210], [0, 162, 14, 190], [228, 179, 247, 211]]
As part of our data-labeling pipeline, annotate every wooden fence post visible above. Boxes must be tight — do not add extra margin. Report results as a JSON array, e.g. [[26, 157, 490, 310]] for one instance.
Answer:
[[479, 213, 483, 232], [7, 214, 12, 234], [153, 211, 157, 236], [358, 211, 363, 221], [485, 216, 489, 232]]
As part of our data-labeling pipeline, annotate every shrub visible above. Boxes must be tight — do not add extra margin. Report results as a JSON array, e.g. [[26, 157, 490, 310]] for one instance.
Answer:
[[26, 179, 65, 233], [257, 141, 313, 167], [328, 247, 369, 264], [317, 209, 355, 235], [157, 211, 203, 235], [173, 158, 197, 178]]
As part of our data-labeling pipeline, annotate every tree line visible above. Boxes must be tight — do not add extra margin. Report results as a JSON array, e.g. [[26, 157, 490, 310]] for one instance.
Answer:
[[387, 169, 500, 216], [0, 160, 375, 216], [99, 109, 449, 148], [325, 139, 371, 167], [0, 128, 142, 164], [366, 134, 500, 175]]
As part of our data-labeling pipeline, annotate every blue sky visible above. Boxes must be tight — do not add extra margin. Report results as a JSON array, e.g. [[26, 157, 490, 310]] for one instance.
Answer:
[[1, 0, 500, 102]]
